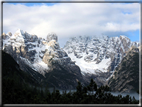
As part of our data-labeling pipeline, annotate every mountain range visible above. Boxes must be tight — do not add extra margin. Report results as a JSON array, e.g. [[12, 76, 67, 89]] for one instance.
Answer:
[[1, 29, 140, 91]]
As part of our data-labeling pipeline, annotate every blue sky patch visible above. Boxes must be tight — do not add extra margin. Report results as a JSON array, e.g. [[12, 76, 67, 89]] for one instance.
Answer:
[[127, 30, 139, 42], [122, 11, 132, 14], [5, 3, 55, 7]]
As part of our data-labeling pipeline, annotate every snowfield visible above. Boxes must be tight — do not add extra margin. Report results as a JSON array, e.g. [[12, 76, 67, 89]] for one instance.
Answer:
[[67, 52, 111, 75]]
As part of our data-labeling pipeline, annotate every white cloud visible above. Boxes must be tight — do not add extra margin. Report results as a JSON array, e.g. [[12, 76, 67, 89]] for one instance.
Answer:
[[3, 3, 140, 47]]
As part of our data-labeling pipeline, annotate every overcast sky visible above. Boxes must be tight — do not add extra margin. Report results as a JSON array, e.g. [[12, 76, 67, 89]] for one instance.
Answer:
[[3, 2, 140, 47]]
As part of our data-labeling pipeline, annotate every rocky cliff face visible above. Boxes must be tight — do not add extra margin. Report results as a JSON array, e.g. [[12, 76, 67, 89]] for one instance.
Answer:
[[63, 35, 139, 85], [2, 29, 85, 89], [107, 46, 139, 93]]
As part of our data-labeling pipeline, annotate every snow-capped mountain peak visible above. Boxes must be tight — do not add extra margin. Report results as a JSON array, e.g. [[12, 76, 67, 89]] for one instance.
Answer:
[[15, 29, 25, 36], [2, 29, 81, 77], [63, 35, 139, 76]]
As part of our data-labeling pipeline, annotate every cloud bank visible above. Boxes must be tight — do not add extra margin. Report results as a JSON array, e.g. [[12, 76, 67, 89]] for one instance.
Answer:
[[3, 3, 140, 46]]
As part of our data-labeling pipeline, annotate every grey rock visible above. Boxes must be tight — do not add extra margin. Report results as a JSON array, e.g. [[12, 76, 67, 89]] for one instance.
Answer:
[[2, 33, 9, 40], [47, 40, 60, 50], [47, 33, 58, 42], [107, 46, 139, 93], [8, 32, 12, 36], [84, 54, 93, 62]]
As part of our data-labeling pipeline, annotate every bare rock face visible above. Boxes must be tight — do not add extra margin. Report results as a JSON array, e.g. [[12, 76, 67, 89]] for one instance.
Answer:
[[2, 33, 10, 40], [47, 40, 60, 50], [120, 36, 131, 52], [84, 54, 94, 62], [42, 50, 53, 66], [8, 32, 12, 36], [42, 39, 81, 76], [108, 46, 139, 93], [47, 33, 58, 42], [42, 40, 62, 65], [30, 35, 38, 42], [42, 41, 48, 45]]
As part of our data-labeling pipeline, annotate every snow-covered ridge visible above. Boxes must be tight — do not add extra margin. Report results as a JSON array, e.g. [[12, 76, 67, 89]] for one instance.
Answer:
[[2, 29, 81, 77], [63, 35, 139, 75], [2, 29, 64, 76]]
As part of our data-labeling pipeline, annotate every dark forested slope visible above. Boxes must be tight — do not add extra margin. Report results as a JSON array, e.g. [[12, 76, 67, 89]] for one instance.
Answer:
[[2, 50, 42, 104]]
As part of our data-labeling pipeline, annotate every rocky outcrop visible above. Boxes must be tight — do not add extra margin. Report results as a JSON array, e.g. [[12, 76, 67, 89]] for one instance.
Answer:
[[107, 46, 139, 93], [2, 33, 10, 40], [47, 33, 58, 42]]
